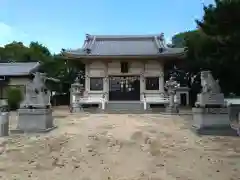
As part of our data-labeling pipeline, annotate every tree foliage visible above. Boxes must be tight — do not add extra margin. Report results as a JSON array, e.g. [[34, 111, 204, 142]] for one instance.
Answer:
[[6, 87, 23, 110], [0, 41, 84, 93], [172, 0, 240, 96], [172, 30, 197, 48], [196, 0, 240, 94]]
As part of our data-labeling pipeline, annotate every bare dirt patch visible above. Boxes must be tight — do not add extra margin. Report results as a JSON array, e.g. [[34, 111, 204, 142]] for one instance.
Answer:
[[0, 109, 239, 180]]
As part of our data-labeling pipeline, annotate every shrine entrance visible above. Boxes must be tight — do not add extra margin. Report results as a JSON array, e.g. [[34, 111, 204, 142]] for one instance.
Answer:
[[109, 76, 140, 101]]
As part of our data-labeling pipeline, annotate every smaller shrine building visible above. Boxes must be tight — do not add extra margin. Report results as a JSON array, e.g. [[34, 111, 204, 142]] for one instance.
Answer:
[[64, 33, 188, 109], [0, 62, 40, 99]]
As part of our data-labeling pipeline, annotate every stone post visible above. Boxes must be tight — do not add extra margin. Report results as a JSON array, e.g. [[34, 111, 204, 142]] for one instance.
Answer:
[[0, 112, 9, 136]]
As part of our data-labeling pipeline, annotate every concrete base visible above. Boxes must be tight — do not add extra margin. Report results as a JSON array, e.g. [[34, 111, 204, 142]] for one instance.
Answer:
[[16, 108, 55, 132], [192, 126, 239, 136], [10, 126, 57, 134], [165, 106, 179, 114], [192, 107, 238, 136]]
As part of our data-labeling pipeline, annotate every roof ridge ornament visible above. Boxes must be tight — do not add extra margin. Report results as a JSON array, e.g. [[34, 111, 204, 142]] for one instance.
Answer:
[[86, 34, 91, 41], [154, 33, 166, 53], [83, 34, 91, 54], [88, 36, 96, 49], [84, 34, 96, 54], [159, 47, 164, 53], [85, 48, 91, 54], [159, 33, 164, 41], [158, 33, 167, 52]]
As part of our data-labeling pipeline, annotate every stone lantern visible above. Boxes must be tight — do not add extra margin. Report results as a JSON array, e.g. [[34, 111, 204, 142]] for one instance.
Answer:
[[70, 75, 84, 112], [165, 76, 180, 114]]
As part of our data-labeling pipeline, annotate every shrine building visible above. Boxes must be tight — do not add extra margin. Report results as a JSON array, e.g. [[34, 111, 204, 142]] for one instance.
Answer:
[[63, 33, 188, 111]]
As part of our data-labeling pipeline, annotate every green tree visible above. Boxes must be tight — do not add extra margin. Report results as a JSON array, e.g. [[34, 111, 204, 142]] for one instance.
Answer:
[[172, 30, 196, 48], [0, 41, 29, 62], [7, 87, 23, 110], [195, 0, 240, 94], [173, 0, 240, 96], [0, 41, 82, 94], [28, 42, 53, 63]]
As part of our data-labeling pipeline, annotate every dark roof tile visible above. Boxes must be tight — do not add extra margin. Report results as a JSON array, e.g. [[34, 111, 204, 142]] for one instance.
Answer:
[[65, 34, 185, 57], [0, 62, 40, 76]]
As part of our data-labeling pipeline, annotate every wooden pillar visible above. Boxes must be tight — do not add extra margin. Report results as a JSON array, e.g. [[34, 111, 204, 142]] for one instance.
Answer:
[[140, 61, 146, 99], [159, 61, 164, 93], [103, 61, 109, 100], [85, 62, 90, 93], [186, 91, 190, 105]]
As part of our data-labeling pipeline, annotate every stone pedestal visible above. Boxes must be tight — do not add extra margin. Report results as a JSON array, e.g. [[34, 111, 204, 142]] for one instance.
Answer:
[[195, 93, 225, 107], [14, 108, 56, 133], [192, 107, 238, 136], [165, 105, 179, 114], [71, 103, 83, 113], [165, 93, 179, 114], [192, 107, 229, 128], [165, 107, 179, 114]]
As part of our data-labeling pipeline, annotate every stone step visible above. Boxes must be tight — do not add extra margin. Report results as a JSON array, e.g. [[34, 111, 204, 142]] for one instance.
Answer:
[[105, 110, 145, 114], [105, 101, 144, 113], [72, 102, 173, 114]]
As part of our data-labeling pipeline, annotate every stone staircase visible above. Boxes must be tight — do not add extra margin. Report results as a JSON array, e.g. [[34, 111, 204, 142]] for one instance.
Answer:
[[105, 101, 145, 114]]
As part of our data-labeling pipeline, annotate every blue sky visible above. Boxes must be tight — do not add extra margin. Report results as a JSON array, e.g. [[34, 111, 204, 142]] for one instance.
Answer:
[[0, 0, 213, 53]]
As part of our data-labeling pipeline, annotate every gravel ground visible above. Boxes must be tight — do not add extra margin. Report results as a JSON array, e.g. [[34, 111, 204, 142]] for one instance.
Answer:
[[0, 108, 239, 180]]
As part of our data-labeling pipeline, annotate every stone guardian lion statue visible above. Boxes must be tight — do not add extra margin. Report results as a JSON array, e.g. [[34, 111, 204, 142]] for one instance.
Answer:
[[200, 71, 221, 94]]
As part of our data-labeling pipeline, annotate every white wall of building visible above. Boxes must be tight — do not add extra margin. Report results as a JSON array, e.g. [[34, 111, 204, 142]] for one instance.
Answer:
[[0, 77, 30, 99], [8, 77, 30, 86], [84, 60, 165, 102]]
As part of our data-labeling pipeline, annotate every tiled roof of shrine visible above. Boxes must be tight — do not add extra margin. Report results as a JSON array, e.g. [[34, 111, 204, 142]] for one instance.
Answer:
[[63, 33, 185, 57], [0, 62, 40, 76]]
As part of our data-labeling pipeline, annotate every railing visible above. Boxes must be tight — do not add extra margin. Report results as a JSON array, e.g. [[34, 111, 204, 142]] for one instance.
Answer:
[[74, 92, 108, 110], [225, 98, 240, 106], [141, 92, 170, 110]]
